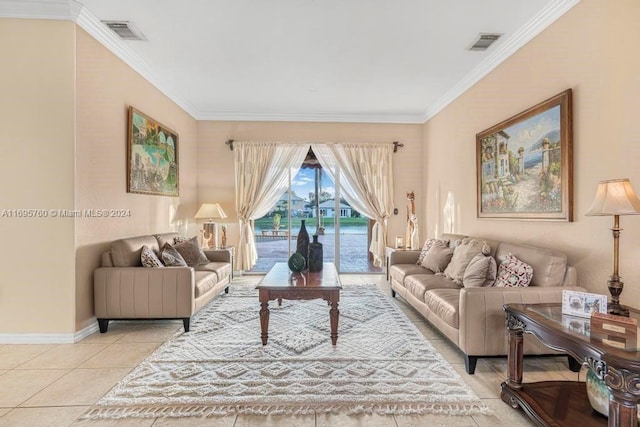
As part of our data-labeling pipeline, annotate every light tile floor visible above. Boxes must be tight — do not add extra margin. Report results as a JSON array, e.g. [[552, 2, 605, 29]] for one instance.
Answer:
[[0, 274, 584, 426]]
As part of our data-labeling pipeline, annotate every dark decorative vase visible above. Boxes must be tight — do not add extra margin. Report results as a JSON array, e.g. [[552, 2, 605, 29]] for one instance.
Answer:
[[308, 234, 323, 272], [296, 220, 310, 268]]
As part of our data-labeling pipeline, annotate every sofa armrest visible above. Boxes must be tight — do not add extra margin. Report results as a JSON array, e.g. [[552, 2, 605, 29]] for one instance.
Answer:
[[458, 285, 586, 356], [389, 250, 421, 265], [94, 267, 195, 319], [203, 249, 231, 263]]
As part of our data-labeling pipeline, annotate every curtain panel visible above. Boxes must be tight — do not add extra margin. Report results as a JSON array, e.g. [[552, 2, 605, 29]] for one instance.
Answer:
[[234, 142, 309, 270], [311, 143, 394, 267]]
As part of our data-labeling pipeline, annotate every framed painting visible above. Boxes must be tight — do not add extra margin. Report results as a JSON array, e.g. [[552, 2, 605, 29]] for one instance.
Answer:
[[127, 107, 179, 197], [476, 89, 573, 221]]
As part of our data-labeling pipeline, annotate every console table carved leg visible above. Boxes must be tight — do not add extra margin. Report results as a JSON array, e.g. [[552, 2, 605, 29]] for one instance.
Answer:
[[329, 301, 339, 345], [506, 314, 524, 389], [259, 293, 270, 345]]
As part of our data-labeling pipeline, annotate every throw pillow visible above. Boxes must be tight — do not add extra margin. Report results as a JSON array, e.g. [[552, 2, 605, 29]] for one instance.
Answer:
[[174, 236, 210, 266], [140, 245, 164, 268], [462, 253, 497, 287], [443, 238, 491, 284], [494, 253, 534, 287], [160, 243, 188, 267], [421, 244, 454, 273], [416, 238, 450, 265]]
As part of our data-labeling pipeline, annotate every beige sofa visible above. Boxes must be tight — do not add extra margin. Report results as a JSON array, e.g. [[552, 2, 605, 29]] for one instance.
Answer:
[[94, 232, 232, 333], [389, 233, 584, 374]]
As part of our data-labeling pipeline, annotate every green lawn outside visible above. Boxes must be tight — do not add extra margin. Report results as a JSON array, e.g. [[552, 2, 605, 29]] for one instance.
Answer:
[[254, 216, 368, 231]]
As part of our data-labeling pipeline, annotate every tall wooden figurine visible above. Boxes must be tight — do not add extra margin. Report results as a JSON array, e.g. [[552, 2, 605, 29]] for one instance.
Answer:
[[406, 192, 419, 250]]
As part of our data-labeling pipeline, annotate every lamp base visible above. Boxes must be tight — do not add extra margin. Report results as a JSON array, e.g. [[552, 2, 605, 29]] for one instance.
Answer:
[[607, 302, 630, 317]]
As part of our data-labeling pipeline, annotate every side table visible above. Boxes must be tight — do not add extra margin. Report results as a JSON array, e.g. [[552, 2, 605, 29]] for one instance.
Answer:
[[502, 303, 640, 427]]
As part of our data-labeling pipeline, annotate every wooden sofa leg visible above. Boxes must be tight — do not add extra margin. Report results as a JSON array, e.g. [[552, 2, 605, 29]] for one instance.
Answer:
[[567, 355, 582, 372], [391, 289, 396, 298], [98, 319, 109, 333], [183, 318, 191, 332], [464, 355, 478, 374], [224, 286, 229, 294]]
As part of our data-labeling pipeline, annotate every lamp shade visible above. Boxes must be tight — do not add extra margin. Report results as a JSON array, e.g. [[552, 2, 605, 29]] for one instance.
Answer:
[[586, 179, 640, 216], [194, 203, 227, 220]]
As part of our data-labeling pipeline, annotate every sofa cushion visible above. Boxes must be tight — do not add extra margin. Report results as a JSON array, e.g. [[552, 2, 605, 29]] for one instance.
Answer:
[[443, 238, 490, 284], [416, 238, 450, 265], [194, 271, 219, 298], [420, 243, 454, 273], [140, 245, 164, 268], [405, 274, 459, 301], [174, 236, 209, 266], [194, 262, 232, 283], [160, 243, 188, 267], [111, 235, 159, 267], [495, 253, 533, 287], [390, 264, 429, 285], [424, 289, 460, 329], [463, 253, 497, 287]]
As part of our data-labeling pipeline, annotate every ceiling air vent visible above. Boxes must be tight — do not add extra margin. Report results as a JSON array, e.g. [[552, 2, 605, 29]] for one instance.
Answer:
[[468, 33, 502, 51], [102, 21, 146, 41]]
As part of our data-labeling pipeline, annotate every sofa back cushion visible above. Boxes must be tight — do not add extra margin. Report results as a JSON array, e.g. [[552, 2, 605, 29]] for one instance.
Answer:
[[495, 242, 567, 287], [155, 232, 181, 249], [111, 235, 159, 267]]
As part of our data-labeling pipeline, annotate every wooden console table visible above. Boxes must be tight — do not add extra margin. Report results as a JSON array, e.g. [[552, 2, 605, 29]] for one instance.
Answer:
[[502, 303, 640, 427]]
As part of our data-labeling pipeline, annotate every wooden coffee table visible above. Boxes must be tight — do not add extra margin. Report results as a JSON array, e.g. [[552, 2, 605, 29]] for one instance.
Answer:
[[256, 262, 342, 345]]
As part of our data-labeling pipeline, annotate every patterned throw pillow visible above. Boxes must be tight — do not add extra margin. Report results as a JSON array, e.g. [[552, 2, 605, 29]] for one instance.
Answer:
[[494, 253, 533, 287], [140, 245, 164, 268], [160, 243, 188, 267], [174, 236, 210, 266], [416, 238, 450, 265]]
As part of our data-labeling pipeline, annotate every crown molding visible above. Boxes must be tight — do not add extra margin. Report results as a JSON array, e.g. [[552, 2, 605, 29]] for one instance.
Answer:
[[422, 0, 581, 122], [195, 110, 426, 124]]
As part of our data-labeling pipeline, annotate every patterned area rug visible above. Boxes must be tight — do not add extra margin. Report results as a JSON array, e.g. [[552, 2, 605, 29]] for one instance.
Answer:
[[84, 284, 489, 419]]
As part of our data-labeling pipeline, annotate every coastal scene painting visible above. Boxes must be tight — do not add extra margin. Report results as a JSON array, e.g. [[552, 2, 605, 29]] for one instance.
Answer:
[[476, 89, 573, 221], [127, 107, 179, 196]]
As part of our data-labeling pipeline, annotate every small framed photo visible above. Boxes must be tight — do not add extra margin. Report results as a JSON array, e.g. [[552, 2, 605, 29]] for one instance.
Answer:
[[562, 290, 607, 318], [395, 236, 404, 249]]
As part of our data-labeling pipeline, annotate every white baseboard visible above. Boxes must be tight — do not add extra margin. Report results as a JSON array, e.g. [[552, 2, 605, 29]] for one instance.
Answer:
[[0, 320, 99, 344]]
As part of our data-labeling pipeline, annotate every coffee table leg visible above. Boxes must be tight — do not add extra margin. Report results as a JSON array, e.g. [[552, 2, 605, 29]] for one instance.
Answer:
[[260, 300, 270, 345], [329, 301, 339, 345]]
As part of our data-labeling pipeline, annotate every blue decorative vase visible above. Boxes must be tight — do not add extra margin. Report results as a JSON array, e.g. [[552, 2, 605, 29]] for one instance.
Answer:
[[296, 220, 309, 268], [308, 234, 323, 272]]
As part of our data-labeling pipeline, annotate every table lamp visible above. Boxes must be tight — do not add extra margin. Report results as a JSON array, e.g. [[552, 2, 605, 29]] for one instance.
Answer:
[[586, 178, 640, 316], [194, 203, 227, 249]]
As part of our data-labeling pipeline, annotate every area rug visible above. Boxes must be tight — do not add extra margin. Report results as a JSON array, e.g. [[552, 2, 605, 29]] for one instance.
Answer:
[[83, 284, 489, 419]]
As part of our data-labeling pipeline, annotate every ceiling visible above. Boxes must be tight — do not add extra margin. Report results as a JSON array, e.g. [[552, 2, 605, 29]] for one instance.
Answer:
[[5, 0, 579, 122]]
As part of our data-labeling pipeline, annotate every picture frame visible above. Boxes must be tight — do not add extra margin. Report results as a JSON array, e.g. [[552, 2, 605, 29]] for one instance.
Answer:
[[127, 107, 179, 196], [476, 89, 573, 221], [561, 290, 607, 318]]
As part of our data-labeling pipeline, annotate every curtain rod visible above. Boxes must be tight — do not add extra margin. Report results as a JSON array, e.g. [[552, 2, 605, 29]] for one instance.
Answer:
[[225, 139, 403, 152]]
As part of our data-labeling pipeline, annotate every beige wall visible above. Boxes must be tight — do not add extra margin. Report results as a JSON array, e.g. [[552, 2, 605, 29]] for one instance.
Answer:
[[0, 19, 76, 334], [423, 0, 640, 307], [74, 29, 199, 331], [197, 121, 423, 248]]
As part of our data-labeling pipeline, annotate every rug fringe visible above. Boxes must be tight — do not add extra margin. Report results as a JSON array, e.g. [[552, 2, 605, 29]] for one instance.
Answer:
[[82, 402, 491, 419]]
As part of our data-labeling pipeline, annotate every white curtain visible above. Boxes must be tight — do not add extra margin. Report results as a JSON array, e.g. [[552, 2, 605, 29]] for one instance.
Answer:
[[234, 142, 309, 270], [311, 143, 394, 267]]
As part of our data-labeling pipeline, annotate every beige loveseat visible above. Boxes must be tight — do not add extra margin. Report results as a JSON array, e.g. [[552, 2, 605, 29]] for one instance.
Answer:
[[389, 233, 584, 374], [94, 232, 232, 333]]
